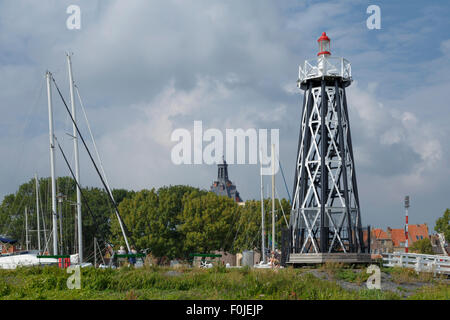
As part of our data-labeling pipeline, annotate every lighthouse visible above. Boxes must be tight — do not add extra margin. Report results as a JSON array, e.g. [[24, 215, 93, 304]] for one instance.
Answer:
[[285, 33, 370, 264]]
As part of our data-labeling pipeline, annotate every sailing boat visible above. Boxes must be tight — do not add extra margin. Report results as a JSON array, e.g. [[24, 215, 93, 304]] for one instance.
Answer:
[[0, 54, 139, 270], [51, 54, 138, 268], [254, 145, 275, 268], [0, 178, 58, 269], [0, 68, 64, 270], [254, 145, 287, 269], [1, 55, 89, 269]]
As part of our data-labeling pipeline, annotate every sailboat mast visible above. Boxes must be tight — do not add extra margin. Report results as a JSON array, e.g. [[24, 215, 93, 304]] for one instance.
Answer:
[[25, 207, 29, 251], [271, 144, 275, 255], [46, 71, 58, 256], [259, 149, 266, 263], [35, 174, 41, 253], [67, 53, 83, 263]]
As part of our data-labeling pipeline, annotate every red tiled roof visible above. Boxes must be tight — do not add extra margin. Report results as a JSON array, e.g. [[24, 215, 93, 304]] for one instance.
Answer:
[[408, 224, 429, 243], [390, 228, 406, 247], [372, 228, 389, 239], [370, 224, 430, 248]]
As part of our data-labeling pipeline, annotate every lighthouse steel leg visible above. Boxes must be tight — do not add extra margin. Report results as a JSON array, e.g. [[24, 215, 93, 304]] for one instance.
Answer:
[[291, 84, 313, 252], [320, 80, 329, 253], [335, 79, 354, 252], [290, 83, 363, 255], [342, 88, 364, 252]]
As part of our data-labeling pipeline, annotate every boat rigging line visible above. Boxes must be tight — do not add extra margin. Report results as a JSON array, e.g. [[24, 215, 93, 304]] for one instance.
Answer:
[[278, 160, 291, 204], [274, 188, 289, 228], [51, 76, 135, 255], [54, 136, 110, 256], [75, 85, 114, 203]]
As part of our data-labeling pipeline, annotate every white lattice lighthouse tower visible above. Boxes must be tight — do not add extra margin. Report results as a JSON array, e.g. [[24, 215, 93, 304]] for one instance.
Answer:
[[288, 33, 368, 257]]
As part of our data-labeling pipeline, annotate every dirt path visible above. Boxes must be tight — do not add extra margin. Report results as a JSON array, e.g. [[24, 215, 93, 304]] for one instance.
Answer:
[[307, 269, 448, 298]]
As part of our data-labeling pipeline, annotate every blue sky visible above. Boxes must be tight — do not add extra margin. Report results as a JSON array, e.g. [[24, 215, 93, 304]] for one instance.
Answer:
[[0, 0, 449, 232]]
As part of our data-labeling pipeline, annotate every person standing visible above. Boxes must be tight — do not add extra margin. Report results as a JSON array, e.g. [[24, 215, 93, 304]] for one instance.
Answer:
[[129, 246, 137, 266]]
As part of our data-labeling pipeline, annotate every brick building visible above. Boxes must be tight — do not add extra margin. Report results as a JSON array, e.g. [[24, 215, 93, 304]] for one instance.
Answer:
[[370, 224, 429, 254], [371, 228, 393, 254]]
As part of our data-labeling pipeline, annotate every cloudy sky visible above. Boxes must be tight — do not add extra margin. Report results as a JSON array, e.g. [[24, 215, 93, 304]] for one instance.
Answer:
[[0, 0, 449, 231]]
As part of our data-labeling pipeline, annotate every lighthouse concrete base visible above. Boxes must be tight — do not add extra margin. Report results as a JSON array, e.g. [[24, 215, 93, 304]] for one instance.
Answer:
[[287, 253, 372, 265]]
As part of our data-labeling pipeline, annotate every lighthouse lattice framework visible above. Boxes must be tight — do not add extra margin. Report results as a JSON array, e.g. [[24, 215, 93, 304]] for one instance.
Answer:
[[289, 32, 367, 254]]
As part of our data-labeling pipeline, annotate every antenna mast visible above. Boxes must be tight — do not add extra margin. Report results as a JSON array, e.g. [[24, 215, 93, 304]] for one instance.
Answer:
[[35, 174, 41, 253], [271, 144, 275, 259], [259, 149, 266, 264], [67, 53, 83, 263], [25, 207, 29, 251], [46, 71, 58, 255]]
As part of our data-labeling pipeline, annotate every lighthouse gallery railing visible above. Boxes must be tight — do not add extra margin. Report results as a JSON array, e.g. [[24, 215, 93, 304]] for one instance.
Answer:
[[298, 56, 352, 84]]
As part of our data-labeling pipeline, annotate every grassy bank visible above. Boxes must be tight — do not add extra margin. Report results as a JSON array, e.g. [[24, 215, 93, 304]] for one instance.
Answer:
[[0, 265, 447, 300]]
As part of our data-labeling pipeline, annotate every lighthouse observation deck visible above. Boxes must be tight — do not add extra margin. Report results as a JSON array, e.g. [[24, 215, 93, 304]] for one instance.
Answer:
[[297, 55, 352, 89]]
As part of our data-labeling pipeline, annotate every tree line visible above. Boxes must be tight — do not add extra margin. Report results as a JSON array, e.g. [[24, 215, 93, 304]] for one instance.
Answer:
[[0, 177, 290, 262], [3, 177, 447, 259]]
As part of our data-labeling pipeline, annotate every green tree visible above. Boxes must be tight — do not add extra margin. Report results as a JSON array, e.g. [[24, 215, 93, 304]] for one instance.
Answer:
[[0, 177, 77, 249], [110, 185, 200, 260], [80, 186, 115, 259], [112, 189, 136, 204], [0, 176, 132, 262], [410, 238, 433, 255], [434, 209, 450, 242], [233, 200, 261, 252], [233, 198, 290, 253], [180, 191, 240, 256]]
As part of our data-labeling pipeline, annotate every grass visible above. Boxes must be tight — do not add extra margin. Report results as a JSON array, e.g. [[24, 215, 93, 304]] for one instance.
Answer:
[[319, 262, 371, 285], [0, 265, 446, 300], [387, 266, 441, 284], [409, 284, 450, 300]]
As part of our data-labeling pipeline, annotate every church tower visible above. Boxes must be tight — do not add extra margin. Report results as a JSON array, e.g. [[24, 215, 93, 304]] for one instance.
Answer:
[[210, 158, 243, 203]]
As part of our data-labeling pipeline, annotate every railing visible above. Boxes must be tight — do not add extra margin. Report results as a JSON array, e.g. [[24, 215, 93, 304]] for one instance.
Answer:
[[298, 56, 352, 85], [382, 252, 450, 275]]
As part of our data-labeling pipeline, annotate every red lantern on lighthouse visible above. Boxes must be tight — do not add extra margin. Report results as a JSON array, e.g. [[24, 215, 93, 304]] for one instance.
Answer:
[[317, 32, 331, 56]]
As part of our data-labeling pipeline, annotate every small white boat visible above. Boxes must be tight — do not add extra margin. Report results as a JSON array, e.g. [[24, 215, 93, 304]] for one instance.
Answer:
[[253, 261, 284, 269], [253, 261, 274, 268], [0, 251, 58, 270]]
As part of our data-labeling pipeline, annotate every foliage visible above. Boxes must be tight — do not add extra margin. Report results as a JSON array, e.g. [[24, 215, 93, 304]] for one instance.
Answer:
[[111, 186, 201, 260], [389, 267, 435, 284], [2, 265, 447, 300], [233, 198, 290, 253], [409, 284, 450, 300], [0, 265, 447, 300], [1, 177, 291, 263], [409, 238, 434, 255], [434, 209, 450, 243], [0, 177, 132, 261], [111, 185, 290, 260], [180, 191, 240, 256]]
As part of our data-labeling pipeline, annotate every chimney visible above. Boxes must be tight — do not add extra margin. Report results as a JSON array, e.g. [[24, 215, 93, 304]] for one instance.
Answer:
[[387, 227, 392, 237]]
